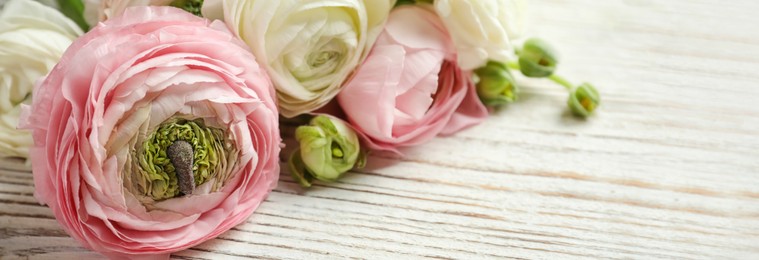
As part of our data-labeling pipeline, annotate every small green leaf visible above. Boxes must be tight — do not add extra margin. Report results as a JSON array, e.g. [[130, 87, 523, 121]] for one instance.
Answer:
[[288, 149, 313, 188], [57, 0, 89, 31], [170, 0, 205, 17]]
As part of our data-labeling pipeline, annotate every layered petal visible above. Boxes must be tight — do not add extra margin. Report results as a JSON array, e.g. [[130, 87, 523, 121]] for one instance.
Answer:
[[337, 6, 487, 154], [207, 0, 394, 117], [20, 7, 280, 259], [434, 0, 527, 69]]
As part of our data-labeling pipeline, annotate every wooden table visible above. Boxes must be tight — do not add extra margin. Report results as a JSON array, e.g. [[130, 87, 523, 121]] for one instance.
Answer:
[[2, 0, 758, 258]]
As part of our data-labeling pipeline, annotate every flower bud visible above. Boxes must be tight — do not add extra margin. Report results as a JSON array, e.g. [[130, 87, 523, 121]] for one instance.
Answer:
[[568, 83, 600, 117], [474, 61, 518, 106], [518, 38, 558, 78], [289, 115, 362, 187]]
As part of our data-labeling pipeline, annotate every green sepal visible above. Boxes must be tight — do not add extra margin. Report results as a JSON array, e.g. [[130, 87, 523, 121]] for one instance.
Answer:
[[311, 115, 339, 136], [296, 126, 328, 149], [288, 149, 314, 188], [170, 0, 204, 17], [355, 148, 368, 169], [568, 83, 600, 117], [518, 38, 558, 78], [474, 60, 519, 106]]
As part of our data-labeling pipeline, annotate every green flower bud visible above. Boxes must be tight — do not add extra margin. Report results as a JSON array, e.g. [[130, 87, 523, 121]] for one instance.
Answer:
[[170, 0, 204, 16], [289, 115, 362, 187], [474, 61, 518, 106], [518, 38, 558, 78], [568, 83, 600, 117]]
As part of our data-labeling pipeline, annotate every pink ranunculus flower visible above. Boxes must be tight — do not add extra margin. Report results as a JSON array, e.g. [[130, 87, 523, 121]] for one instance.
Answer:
[[336, 6, 488, 154], [19, 7, 280, 259]]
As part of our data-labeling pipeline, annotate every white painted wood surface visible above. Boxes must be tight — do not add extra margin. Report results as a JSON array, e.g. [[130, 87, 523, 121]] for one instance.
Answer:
[[2, 0, 759, 258]]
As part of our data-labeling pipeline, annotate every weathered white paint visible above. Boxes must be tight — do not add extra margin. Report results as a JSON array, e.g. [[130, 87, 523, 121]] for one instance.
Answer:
[[1, 0, 758, 259]]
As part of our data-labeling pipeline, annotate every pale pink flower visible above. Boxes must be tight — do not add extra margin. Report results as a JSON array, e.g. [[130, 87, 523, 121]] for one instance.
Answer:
[[337, 6, 488, 154], [20, 7, 280, 259]]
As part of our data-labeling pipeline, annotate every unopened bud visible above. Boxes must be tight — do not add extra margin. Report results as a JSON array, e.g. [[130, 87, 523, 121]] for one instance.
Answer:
[[288, 115, 363, 187], [474, 61, 518, 106], [568, 83, 600, 117], [518, 38, 558, 78]]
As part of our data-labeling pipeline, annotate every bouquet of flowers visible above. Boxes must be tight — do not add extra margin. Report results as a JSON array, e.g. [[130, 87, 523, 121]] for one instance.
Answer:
[[0, 0, 600, 258]]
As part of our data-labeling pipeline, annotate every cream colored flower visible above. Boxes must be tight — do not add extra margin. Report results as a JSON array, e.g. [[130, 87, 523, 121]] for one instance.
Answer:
[[203, 0, 394, 117], [0, 0, 82, 158], [434, 0, 527, 70]]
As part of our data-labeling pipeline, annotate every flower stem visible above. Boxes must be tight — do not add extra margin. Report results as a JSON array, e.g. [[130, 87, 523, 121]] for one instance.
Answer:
[[506, 60, 520, 71], [507, 60, 574, 91], [548, 74, 574, 91]]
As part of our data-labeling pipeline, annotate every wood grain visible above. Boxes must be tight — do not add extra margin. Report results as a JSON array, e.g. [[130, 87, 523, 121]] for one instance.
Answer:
[[2, 0, 759, 259]]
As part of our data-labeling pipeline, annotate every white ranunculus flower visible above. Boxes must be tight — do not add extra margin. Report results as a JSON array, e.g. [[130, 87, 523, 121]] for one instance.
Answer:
[[434, 0, 527, 70], [203, 0, 395, 117], [0, 0, 82, 158]]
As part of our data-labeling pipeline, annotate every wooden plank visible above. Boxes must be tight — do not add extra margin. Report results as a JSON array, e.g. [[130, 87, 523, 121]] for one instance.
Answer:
[[1, 0, 758, 259]]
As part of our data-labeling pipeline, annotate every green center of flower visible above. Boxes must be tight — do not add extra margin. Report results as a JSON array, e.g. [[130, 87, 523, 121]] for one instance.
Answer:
[[331, 141, 344, 158], [502, 82, 516, 101], [581, 97, 596, 112], [170, 0, 204, 16], [289, 38, 348, 84], [136, 118, 225, 201]]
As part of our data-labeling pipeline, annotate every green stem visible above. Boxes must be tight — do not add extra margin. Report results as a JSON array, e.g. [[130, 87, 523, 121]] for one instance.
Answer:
[[507, 60, 574, 91], [506, 60, 520, 70], [548, 74, 574, 91]]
